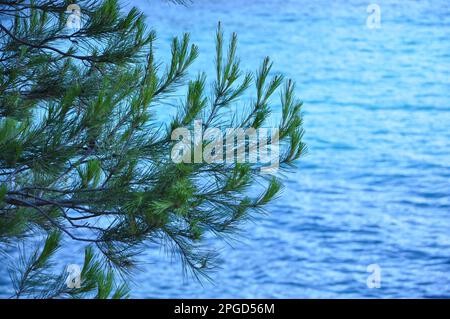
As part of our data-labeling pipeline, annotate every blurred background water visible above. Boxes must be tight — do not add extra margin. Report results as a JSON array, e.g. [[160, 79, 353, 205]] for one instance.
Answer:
[[125, 0, 450, 298], [2, 0, 450, 298]]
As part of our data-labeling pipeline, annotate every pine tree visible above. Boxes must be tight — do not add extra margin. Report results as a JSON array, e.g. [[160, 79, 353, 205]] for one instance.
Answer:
[[0, 0, 306, 298]]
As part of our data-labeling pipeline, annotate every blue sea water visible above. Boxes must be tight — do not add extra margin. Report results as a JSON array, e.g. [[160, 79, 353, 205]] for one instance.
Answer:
[[1, 0, 449, 298], [125, 0, 450, 298]]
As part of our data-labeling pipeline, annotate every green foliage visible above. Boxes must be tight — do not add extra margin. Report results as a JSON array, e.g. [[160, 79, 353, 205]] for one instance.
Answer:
[[0, 184, 7, 202], [0, 0, 305, 298], [8, 233, 128, 298]]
